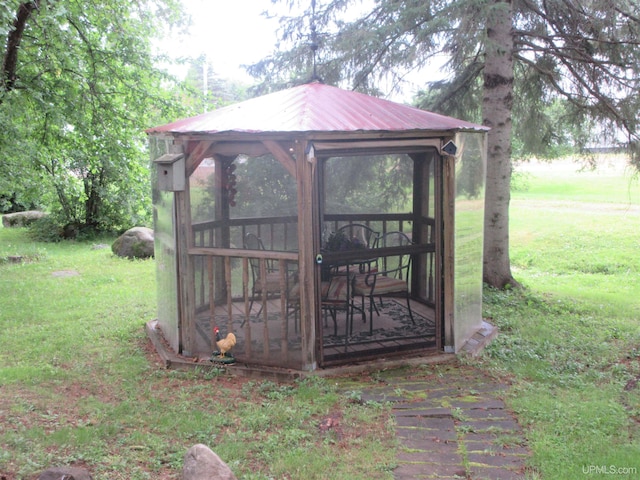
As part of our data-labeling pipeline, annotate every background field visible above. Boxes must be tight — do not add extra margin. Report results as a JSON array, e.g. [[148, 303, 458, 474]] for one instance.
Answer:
[[510, 155, 639, 316], [482, 154, 640, 479]]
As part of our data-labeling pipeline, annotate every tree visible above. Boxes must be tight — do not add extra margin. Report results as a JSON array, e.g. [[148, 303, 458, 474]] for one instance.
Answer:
[[249, 0, 640, 287], [0, 0, 189, 235], [482, 0, 517, 288], [182, 55, 250, 113]]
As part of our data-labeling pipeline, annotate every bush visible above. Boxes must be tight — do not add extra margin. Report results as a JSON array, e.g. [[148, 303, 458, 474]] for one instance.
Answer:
[[27, 216, 65, 242], [27, 216, 106, 242]]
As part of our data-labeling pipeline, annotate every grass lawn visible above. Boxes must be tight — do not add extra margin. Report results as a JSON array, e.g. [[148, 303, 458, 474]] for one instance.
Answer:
[[481, 155, 640, 479], [1, 153, 639, 479], [0, 230, 396, 479]]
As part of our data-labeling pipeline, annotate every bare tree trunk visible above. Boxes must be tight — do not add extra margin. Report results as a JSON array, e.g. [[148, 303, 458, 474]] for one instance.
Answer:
[[482, 0, 519, 288]]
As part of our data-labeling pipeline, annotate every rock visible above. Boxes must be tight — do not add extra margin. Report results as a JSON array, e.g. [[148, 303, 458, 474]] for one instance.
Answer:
[[111, 227, 155, 259], [183, 444, 237, 480], [1, 210, 47, 228], [37, 466, 93, 480]]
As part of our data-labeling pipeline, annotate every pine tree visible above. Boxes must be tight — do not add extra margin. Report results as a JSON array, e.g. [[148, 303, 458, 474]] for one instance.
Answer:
[[251, 0, 640, 287]]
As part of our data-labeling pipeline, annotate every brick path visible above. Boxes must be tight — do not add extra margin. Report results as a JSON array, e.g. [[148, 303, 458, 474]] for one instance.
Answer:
[[360, 365, 532, 479]]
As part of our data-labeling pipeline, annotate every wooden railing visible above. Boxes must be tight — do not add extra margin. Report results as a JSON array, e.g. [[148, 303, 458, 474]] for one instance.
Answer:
[[188, 213, 437, 359], [192, 213, 431, 251], [192, 216, 298, 251], [323, 213, 415, 238], [190, 246, 299, 361]]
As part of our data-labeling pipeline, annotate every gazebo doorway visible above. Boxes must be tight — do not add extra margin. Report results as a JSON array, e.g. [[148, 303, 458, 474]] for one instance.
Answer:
[[316, 150, 441, 365]]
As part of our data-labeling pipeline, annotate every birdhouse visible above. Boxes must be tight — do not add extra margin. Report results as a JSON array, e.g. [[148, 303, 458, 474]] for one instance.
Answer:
[[153, 153, 185, 192]]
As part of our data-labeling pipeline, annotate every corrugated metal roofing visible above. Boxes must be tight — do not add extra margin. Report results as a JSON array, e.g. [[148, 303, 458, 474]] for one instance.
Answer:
[[147, 82, 487, 135]]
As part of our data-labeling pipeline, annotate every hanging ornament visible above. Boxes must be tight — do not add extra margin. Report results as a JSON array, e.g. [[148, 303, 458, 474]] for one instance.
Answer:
[[223, 162, 238, 206]]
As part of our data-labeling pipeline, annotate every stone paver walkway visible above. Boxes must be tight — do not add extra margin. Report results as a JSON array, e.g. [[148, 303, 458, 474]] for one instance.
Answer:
[[360, 365, 532, 479]]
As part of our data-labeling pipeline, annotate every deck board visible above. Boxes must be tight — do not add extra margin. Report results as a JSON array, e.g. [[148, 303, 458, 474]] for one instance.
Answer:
[[196, 296, 437, 365]]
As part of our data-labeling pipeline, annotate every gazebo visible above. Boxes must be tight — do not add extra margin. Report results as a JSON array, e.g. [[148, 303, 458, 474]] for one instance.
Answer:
[[146, 82, 488, 372]]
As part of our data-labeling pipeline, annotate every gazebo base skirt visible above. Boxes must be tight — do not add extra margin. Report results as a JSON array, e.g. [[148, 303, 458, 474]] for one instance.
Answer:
[[145, 318, 497, 380]]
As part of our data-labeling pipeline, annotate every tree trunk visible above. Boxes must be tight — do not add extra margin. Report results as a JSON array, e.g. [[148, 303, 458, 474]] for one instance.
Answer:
[[2, 1, 39, 93], [482, 0, 519, 288]]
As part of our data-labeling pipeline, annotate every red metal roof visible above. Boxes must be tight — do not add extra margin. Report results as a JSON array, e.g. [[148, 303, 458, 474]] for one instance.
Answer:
[[147, 82, 487, 135]]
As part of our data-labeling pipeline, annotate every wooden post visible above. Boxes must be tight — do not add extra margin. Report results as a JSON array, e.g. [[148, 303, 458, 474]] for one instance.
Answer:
[[442, 148, 456, 352], [208, 256, 215, 352], [411, 153, 427, 301], [225, 256, 233, 334], [279, 259, 288, 357], [433, 153, 444, 349], [175, 177, 196, 356], [242, 257, 252, 356], [260, 258, 270, 357], [296, 139, 318, 371], [412, 151, 439, 306]]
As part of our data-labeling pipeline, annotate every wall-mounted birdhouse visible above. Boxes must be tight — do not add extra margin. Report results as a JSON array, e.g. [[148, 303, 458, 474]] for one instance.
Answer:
[[153, 153, 185, 192]]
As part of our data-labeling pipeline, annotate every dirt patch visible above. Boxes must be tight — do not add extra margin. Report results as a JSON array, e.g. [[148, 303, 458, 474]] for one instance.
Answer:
[[51, 270, 80, 278], [318, 411, 344, 440], [515, 155, 633, 176], [512, 199, 640, 215]]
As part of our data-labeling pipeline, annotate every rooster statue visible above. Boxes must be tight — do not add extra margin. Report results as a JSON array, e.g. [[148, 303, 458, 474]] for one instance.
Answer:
[[212, 326, 236, 363]]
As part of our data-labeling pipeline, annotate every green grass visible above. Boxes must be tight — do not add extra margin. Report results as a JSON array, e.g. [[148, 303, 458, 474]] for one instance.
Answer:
[[0, 227, 396, 479], [509, 157, 639, 320], [481, 154, 640, 479], [512, 154, 640, 205]]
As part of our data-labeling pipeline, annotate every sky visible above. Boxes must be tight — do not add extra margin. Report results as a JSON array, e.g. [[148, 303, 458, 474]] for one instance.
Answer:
[[166, 0, 281, 83], [161, 0, 440, 102]]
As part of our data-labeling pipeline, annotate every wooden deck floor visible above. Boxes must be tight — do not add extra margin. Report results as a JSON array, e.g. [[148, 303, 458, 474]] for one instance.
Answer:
[[196, 297, 438, 367], [321, 299, 437, 364]]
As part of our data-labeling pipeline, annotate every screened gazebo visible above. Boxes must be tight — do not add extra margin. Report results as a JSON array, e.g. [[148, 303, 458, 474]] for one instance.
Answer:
[[146, 82, 488, 372]]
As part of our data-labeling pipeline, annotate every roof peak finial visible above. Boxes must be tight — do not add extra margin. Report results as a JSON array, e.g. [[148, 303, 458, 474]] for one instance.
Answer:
[[309, 0, 323, 83]]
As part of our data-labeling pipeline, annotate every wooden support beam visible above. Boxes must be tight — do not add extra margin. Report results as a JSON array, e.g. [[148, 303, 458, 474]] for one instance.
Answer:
[[263, 140, 297, 178], [443, 154, 455, 352], [175, 186, 196, 356], [260, 258, 270, 357], [186, 140, 216, 177], [225, 256, 233, 334], [208, 257, 215, 352], [211, 141, 269, 157], [242, 258, 252, 356], [313, 138, 441, 155], [279, 259, 289, 357], [295, 139, 317, 370]]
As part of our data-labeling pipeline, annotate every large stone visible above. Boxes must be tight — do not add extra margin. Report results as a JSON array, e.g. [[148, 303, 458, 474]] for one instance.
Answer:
[[183, 444, 237, 480], [111, 227, 155, 259], [2, 210, 47, 228], [37, 466, 93, 480]]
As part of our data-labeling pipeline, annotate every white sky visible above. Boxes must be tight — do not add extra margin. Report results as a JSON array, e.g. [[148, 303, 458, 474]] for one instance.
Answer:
[[164, 0, 281, 83], [160, 0, 441, 102]]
